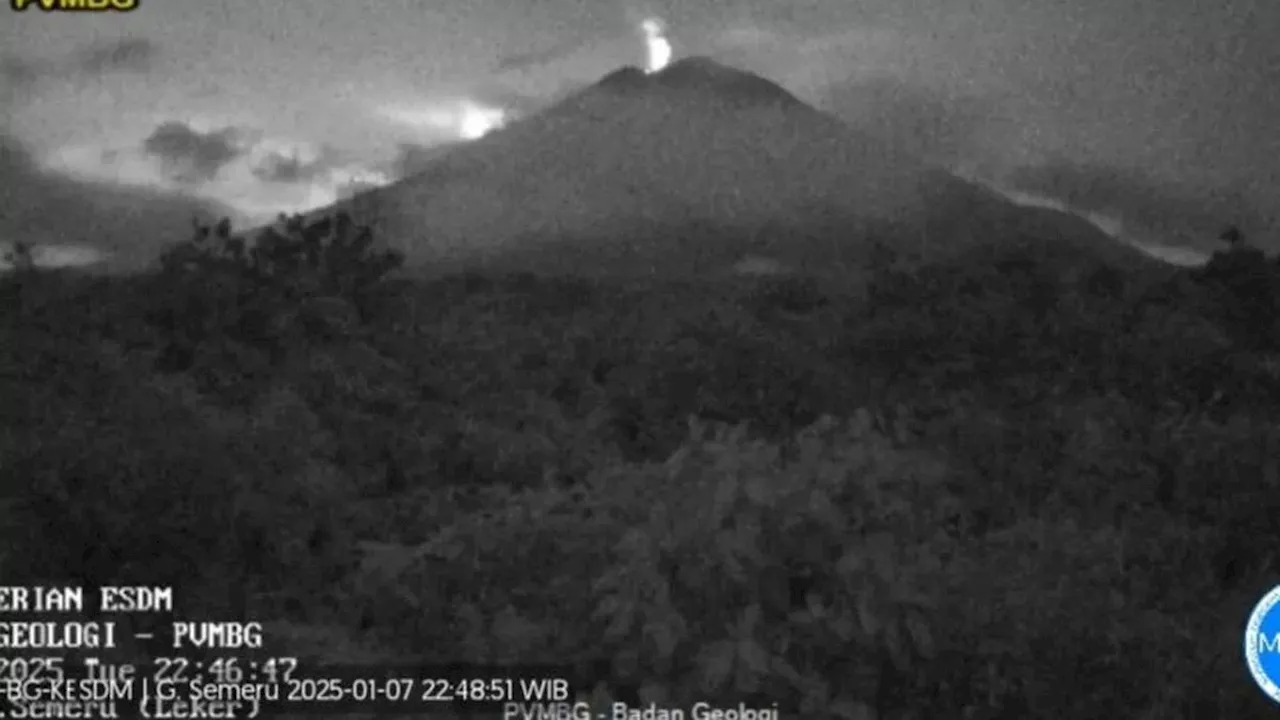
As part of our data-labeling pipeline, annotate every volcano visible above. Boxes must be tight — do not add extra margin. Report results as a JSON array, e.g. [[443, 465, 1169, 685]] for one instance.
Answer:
[[320, 56, 1151, 277]]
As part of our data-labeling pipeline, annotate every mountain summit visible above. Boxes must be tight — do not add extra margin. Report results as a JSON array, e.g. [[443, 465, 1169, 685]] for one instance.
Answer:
[[657, 57, 802, 105], [589, 56, 802, 108], [327, 58, 1141, 276]]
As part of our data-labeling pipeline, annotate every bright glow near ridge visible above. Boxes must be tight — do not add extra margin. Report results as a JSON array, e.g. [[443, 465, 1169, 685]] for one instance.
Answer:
[[458, 103, 507, 140], [378, 99, 506, 140]]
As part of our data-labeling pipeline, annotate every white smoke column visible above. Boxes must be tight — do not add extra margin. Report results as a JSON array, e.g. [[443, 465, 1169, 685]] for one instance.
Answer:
[[641, 18, 671, 73]]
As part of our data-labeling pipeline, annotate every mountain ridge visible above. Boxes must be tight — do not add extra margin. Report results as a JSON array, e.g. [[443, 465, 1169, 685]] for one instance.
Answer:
[[301, 56, 1157, 278]]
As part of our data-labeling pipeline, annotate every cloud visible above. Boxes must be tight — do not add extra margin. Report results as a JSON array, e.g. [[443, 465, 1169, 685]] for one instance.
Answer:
[[246, 140, 389, 204], [708, 23, 1002, 164], [484, 29, 652, 104], [332, 166, 390, 202], [0, 133, 35, 172], [0, 56, 44, 104], [373, 92, 524, 145], [72, 37, 158, 76], [693, 19, 1277, 253], [471, 84, 561, 117], [820, 76, 996, 166], [250, 145, 339, 184], [1, 56, 40, 87], [43, 124, 392, 226], [142, 121, 246, 184], [0, 133, 235, 273], [371, 85, 568, 178], [716, 25, 781, 49], [1, 37, 159, 92], [251, 152, 311, 183], [494, 37, 587, 73]]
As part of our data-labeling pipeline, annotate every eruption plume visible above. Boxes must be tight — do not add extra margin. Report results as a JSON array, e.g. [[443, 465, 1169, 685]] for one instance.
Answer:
[[641, 18, 672, 74]]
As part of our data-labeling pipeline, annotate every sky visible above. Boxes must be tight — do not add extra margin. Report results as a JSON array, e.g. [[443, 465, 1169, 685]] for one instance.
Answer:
[[2, 0, 1278, 255]]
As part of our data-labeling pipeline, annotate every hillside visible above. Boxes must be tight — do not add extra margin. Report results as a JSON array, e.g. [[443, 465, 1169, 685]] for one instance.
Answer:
[[4, 203, 1280, 717]]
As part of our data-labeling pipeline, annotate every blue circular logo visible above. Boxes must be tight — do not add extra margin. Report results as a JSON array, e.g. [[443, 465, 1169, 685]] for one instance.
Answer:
[[1245, 585, 1280, 704]]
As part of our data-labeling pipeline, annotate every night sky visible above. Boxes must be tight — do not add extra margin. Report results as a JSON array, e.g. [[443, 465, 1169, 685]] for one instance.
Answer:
[[2, 0, 1277, 245]]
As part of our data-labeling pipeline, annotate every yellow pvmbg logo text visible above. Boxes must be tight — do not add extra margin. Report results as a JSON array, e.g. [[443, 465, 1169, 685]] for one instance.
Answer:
[[11, 0, 139, 11]]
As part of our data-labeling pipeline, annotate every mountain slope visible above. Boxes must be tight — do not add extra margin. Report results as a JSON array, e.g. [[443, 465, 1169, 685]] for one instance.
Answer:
[[319, 57, 1153, 277]]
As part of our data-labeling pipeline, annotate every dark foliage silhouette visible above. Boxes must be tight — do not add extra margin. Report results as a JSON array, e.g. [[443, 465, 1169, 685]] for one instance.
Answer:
[[1188, 233, 1280, 350], [3, 213, 1279, 718]]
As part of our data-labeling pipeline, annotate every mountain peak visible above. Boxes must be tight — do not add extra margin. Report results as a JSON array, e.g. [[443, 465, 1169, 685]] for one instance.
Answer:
[[310, 55, 1119, 278], [587, 56, 800, 107], [653, 56, 800, 105]]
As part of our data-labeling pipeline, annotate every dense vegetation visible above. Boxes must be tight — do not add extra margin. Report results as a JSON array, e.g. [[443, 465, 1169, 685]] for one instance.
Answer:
[[3, 212, 1279, 718]]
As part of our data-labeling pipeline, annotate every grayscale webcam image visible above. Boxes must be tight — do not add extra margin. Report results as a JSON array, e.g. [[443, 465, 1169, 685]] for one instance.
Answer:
[[3, 1, 1279, 717]]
